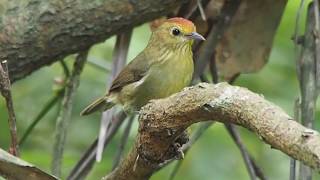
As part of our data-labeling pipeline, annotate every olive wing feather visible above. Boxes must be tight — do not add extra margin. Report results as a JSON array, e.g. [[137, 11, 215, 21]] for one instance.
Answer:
[[109, 53, 150, 92]]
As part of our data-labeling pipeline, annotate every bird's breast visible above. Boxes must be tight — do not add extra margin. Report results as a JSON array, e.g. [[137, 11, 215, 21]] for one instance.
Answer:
[[128, 49, 194, 109]]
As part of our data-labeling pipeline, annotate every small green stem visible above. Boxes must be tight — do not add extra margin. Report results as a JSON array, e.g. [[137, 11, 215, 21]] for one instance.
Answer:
[[19, 89, 64, 147]]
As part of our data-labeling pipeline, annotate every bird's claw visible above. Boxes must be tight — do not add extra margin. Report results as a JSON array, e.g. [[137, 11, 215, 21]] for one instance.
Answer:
[[173, 142, 184, 160]]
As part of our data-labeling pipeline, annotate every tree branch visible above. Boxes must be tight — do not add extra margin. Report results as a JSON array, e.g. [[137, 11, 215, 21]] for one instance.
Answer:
[[51, 52, 87, 177], [0, 148, 57, 180], [0, 60, 19, 156], [0, 0, 188, 82], [96, 30, 133, 162], [104, 83, 320, 180], [298, 2, 318, 179], [67, 111, 127, 180]]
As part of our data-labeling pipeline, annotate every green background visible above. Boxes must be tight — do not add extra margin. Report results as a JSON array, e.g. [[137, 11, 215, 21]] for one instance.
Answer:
[[1, 0, 319, 179]]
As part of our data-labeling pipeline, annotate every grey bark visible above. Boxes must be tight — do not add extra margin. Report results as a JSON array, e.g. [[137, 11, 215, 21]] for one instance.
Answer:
[[0, 0, 187, 82]]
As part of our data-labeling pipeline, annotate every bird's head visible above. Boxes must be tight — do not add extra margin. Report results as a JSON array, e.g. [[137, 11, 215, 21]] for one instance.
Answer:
[[151, 17, 205, 47]]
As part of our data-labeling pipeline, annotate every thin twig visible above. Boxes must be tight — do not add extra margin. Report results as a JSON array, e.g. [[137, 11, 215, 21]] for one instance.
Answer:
[[96, 29, 133, 162], [51, 52, 88, 177], [112, 115, 135, 170], [290, 99, 300, 180], [87, 57, 111, 72], [67, 111, 126, 180], [19, 89, 64, 147], [182, 0, 211, 20], [211, 33, 260, 179], [193, 0, 241, 81], [209, 54, 218, 83], [169, 122, 214, 179], [293, 0, 306, 80], [60, 60, 70, 78], [0, 60, 19, 156], [168, 160, 183, 180], [183, 121, 214, 151], [313, 0, 320, 93], [197, 0, 207, 21], [224, 124, 258, 180], [20, 61, 70, 147], [292, 1, 306, 179]]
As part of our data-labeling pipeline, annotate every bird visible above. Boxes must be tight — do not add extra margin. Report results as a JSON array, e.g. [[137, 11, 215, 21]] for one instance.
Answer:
[[81, 17, 205, 116]]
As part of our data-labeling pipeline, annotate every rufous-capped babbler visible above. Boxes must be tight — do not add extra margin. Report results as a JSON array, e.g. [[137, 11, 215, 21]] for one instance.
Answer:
[[81, 17, 205, 116]]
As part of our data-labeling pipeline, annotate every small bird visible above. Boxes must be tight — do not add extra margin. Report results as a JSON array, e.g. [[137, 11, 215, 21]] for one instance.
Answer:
[[81, 17, 205, 116]]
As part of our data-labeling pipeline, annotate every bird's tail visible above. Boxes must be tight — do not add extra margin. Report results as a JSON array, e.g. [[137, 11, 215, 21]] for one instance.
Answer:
[[80, 96, 115, 116]]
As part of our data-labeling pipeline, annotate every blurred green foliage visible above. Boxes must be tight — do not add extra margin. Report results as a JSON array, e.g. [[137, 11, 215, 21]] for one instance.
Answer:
[[1, 0, 320, 179]]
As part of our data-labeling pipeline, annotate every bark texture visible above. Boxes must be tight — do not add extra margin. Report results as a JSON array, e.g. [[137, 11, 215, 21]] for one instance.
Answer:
[[104, 83, 320, 180], [0, 0, 187, 82]]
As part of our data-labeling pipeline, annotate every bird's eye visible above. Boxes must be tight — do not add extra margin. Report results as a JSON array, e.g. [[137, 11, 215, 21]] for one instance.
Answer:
[[172, 28, 180, 36]]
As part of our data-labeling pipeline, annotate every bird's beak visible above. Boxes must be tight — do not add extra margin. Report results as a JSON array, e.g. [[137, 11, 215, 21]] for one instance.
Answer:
[[185, 32, 205, 41]]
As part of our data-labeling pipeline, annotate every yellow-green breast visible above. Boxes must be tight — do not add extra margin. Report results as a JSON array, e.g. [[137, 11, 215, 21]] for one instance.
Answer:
[[120, 44, 194, 111]]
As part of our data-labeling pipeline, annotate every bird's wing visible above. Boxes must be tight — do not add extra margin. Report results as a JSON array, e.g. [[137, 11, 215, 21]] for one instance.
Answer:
[[109, 52, 150, 92]]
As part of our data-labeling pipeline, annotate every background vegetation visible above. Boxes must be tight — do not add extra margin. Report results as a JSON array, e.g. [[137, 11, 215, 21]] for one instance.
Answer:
[[1, 0, 319, 179]]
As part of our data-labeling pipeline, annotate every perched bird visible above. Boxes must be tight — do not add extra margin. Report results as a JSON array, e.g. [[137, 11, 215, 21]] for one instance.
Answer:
[[81, 17, 205, 116]]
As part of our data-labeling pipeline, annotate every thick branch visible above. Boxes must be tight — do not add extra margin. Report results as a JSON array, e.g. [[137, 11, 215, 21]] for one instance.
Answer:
[[105, 83, 320, 180], [0, 0, 187, 82]]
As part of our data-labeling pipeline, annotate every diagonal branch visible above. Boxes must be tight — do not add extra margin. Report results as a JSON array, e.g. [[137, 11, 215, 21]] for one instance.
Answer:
[[67, 111, 127, 180], [104, 83, 320, 180], [51, 52, 87, 177], [96, 29, 133, 162], [0, 60, 19, 156], [112, 115, 135, 170]]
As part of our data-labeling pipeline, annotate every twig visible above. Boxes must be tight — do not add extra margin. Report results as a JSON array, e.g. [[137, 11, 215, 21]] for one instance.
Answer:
[[20, 61, 69, 147], [168, 160, 183, 180], [19, 89, 64, 147], [51, 52, 87, 177], [292, 1, 306, 179], [197, 0, 207, 21], [181, 0, 211, 20], [290, 99, 300, 180], [0, 60, 19, 156], [168, 121, 213, 180], [112, 115, 135, 170], [209, 55, 219, 83], [87, 57, 111, 72], [67, 111, 126, 180], [59, 60, 70, 78], [96, 29, 133, 162], [193, 0, 241, 81], [298, 3, 318, 180], [313, 0, 320, 93], [224, 124, 259, 180], [293, 0, 306, 44]]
